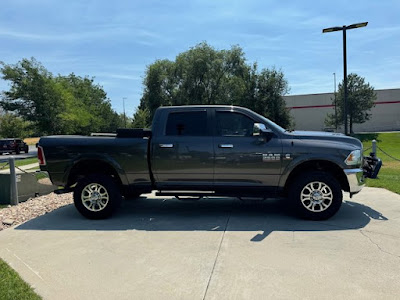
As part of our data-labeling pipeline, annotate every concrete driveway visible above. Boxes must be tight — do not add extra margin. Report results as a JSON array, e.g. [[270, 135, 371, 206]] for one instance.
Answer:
[[0, 187, 399, 300]]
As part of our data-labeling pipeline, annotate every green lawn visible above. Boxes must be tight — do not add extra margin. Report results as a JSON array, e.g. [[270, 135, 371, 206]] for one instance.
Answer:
[[0, 157, 38, 170], [0, 258, 41, 300], [354, 132, 400, 194]]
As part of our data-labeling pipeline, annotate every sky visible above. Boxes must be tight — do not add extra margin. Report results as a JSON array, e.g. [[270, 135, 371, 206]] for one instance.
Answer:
[[1, 0, 399, 116]]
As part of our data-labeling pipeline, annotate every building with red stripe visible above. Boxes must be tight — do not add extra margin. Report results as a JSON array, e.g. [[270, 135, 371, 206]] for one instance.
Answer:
[[283, 88, 400, 132]]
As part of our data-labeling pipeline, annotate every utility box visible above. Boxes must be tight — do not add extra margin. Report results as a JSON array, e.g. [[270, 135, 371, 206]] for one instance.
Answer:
[[0, 174, 11, 204], [0, 172, 55, 204]]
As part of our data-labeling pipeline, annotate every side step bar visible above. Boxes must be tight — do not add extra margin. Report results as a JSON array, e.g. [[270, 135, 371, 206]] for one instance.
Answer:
[[156, 190, 216, 197]]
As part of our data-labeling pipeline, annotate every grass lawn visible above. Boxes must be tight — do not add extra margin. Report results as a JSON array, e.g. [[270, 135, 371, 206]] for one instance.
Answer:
[[354, 132, 400, 194], [0, 258, 41, 300], [0, 157, 38, 170]]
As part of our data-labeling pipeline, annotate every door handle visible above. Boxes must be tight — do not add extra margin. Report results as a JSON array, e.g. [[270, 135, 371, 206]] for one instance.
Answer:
[[218, 144, 233, 148], [159, 144, 174, 148]]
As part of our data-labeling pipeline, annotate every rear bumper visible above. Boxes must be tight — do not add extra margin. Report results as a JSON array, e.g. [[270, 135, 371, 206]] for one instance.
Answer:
[[344, 168, 365, 194]]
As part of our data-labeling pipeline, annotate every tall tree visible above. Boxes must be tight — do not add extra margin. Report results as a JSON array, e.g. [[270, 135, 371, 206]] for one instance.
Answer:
[[1, 58, 121, 135], [137, 42, 292, 128], [0, 58, 65, 135], [325, 73, 376, 133]]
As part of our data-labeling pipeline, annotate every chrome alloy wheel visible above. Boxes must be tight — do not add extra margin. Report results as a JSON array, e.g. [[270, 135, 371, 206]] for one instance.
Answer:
[[300, 181, 333, 212], [81, 183, 109, 212]]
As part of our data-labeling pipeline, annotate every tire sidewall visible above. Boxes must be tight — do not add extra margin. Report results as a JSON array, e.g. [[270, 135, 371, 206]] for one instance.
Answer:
[[73, 175, 121, 219], [289, 171, 342, 220]]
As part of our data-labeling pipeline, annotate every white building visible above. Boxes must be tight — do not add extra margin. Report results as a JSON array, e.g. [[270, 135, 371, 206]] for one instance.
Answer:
[[284, 88, 400, 132]]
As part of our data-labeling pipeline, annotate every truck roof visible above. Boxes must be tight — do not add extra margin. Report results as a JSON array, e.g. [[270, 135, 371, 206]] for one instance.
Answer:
[[156, 105, 251, 111]]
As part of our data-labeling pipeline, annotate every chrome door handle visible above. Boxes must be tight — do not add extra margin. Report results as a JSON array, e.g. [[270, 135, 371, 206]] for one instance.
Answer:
[[159, 144, 174, 148], [218, 144, 233, 148]]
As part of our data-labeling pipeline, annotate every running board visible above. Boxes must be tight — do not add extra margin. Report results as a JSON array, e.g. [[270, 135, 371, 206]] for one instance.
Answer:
[[155, 190, 216, 197]]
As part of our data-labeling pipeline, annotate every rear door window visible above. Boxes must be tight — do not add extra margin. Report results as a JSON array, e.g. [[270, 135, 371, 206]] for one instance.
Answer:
[[166, 111, 208, 136]]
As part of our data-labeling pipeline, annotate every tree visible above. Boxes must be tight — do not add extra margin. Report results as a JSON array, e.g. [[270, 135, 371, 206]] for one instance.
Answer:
[[1, 58, 122, 135], [137, 42, 292, 129], [0, 113, 32, 138], [0, 58, 65, 135], [325, 73, 376, 133], [131, 108, 150, 128]]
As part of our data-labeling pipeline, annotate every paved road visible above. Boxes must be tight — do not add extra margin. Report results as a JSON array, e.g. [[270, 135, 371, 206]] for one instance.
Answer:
[[1, 187, 399, 299], [0, 145, 37, 161]]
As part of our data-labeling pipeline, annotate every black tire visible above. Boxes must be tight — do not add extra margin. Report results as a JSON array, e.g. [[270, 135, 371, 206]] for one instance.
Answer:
[[289, 171, 342, 220], [73, 174, 122, 219], [15, 148, 20, 155], [24, 147, 29, 153]]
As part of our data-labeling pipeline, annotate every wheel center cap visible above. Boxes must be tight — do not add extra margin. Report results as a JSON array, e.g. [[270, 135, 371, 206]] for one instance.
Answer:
[[312, 191, 323, 202]]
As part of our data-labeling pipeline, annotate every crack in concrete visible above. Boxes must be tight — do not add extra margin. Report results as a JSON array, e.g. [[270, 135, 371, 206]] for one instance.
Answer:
[[359, 231, 400, 260], [6, 248, 45, 281], [202, 203, 232, 300]]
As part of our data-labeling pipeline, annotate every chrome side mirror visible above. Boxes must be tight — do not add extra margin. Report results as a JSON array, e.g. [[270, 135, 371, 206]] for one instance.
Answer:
[[253, 123, 267, 136]]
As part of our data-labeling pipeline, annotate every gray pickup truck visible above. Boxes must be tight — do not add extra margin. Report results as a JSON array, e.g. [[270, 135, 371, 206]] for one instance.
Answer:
[[38, 105, 381, 220]]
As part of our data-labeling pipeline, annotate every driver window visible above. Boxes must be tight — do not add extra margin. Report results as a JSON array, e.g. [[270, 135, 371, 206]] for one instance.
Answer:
[[216, 111, 255, 137]]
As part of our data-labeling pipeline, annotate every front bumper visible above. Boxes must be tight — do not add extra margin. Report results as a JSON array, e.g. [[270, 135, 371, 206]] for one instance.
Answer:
[[344, 168, 365, 194]]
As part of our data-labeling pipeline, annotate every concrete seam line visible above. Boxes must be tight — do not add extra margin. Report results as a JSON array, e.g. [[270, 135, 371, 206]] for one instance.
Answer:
[[202, 201, 233, 300]]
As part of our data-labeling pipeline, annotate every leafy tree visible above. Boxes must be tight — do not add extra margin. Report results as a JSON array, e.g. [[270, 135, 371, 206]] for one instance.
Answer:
[[0, 113, 32, 138], [1, 58, 121, 135], [0, 58, 65, 135], [131, 108, 150, 128], [138, 42, 292, 128], [55, 74, 121, 134], [325, 73, 376, 133]]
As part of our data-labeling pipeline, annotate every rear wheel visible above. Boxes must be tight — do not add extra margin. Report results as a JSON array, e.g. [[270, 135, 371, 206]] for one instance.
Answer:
[[73, 174, 122, 219], [15, 148, 20, 155], [289, 171, 342, 220]]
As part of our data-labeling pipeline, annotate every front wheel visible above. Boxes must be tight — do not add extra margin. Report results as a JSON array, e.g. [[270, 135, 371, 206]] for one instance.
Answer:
[[73, 174, 122, 219], [289, 171, 342, 220]]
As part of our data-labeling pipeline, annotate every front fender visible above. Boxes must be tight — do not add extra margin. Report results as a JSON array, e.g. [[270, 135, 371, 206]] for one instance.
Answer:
[[278, 154, 346, 188]]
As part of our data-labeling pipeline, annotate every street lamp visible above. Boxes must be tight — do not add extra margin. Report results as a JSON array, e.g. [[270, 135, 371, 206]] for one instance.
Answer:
[[323, 22, 368, 135], [333, 72, 337, 130], [122, 97, 127, 128]]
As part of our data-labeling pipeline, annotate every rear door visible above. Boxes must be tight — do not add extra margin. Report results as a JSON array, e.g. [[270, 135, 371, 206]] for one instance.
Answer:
[[151, 109, 214, 188], [213, 108, 282, 188]]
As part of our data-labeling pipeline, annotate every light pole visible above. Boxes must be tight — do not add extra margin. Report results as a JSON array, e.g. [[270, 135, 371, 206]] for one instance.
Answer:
[[122, 97, 127, 128], [323, 22, 368, 135], [333, 72, 337, 130]]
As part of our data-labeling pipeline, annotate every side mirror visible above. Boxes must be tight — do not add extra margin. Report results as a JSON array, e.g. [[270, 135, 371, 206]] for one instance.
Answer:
[[253, 123, 266, 136], [253, 123, 274, 141]]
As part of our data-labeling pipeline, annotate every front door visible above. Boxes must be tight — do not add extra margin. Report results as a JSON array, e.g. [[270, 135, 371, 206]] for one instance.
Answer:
[[213, 109, 282, 188]]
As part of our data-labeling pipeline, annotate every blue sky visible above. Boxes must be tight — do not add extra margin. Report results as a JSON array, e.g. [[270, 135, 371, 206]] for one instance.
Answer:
[[1, 0, 399, 115]]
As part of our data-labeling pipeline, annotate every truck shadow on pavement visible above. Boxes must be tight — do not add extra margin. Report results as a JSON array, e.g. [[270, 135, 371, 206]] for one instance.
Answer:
[[15, 197, 387, 242]]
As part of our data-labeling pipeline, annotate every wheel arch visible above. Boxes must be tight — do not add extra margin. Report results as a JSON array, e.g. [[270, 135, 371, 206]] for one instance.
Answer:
[[66, 158, 127, 188], [283, 160, 349, 194]]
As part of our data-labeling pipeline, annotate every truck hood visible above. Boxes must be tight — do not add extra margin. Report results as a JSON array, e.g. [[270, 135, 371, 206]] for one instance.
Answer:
[[287, 130, 363, 149]]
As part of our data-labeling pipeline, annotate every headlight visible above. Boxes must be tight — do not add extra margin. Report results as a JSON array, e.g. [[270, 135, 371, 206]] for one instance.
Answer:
[[345, 150, 362, 166]]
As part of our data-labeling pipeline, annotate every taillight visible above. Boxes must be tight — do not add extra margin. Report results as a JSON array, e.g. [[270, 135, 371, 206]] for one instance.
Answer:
[[38, 146, 46, 166]]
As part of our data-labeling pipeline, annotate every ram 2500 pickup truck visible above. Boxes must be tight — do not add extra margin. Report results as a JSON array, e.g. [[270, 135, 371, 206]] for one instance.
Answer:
[[38, 105, 381, 220]]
